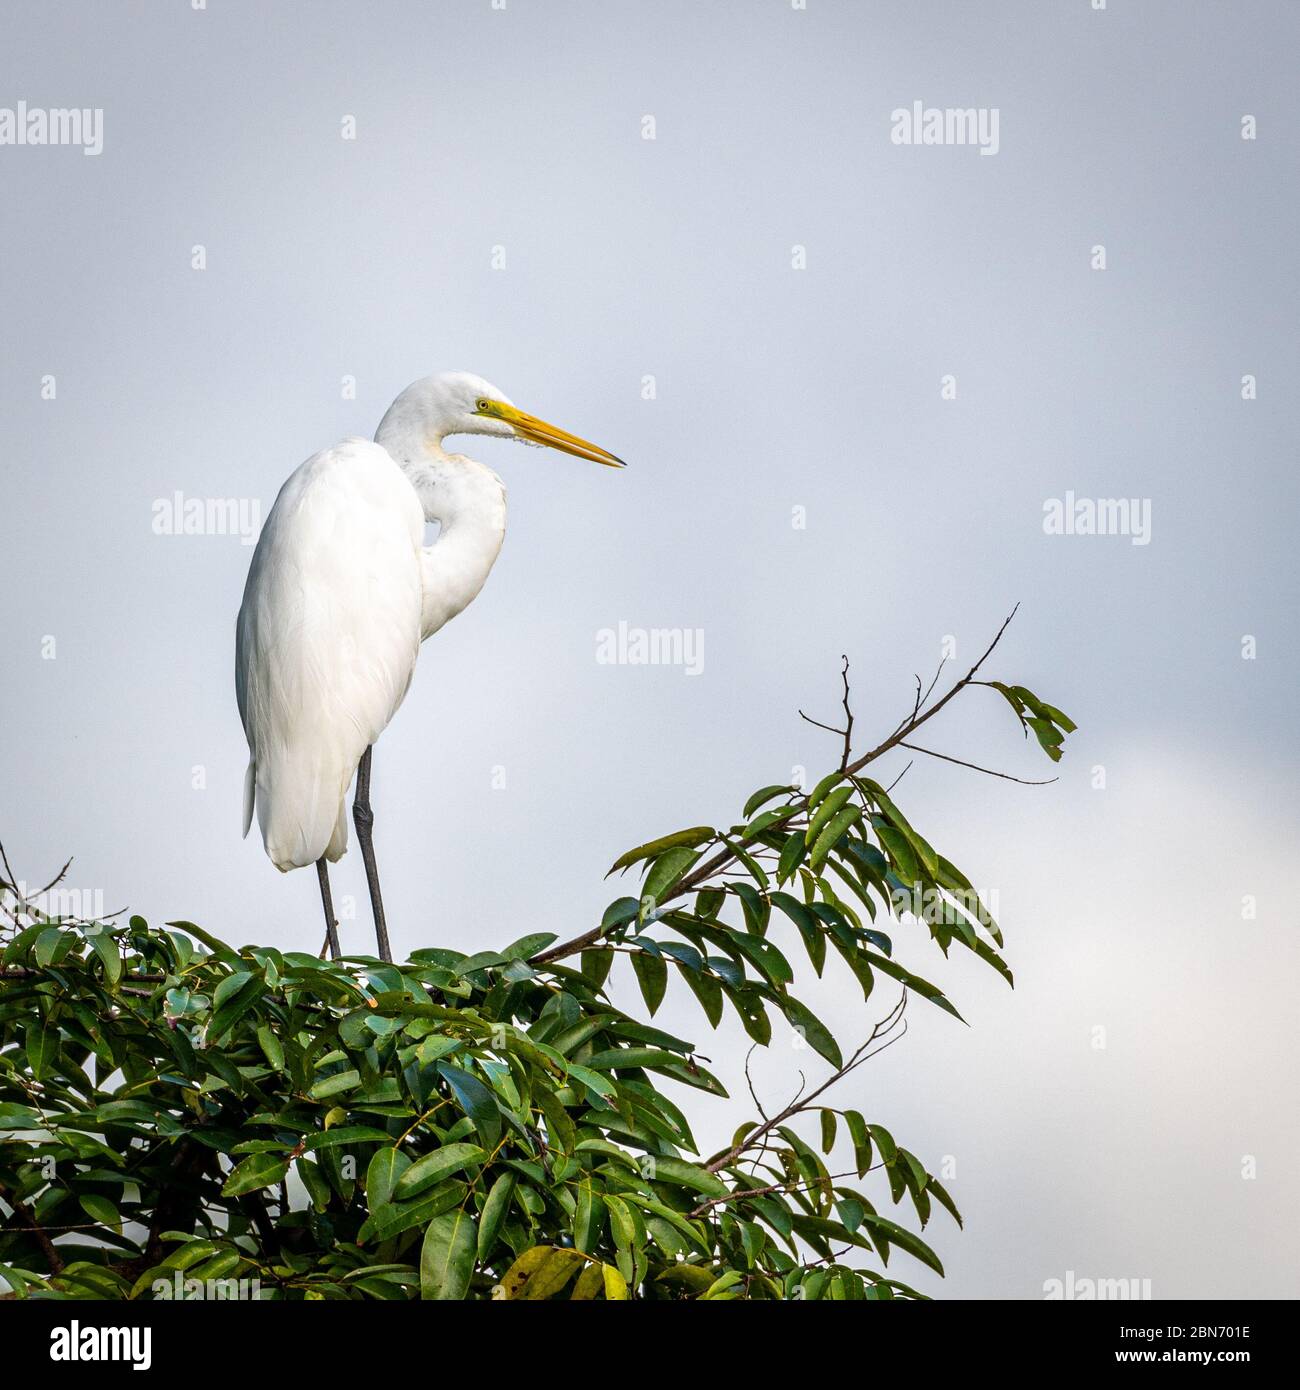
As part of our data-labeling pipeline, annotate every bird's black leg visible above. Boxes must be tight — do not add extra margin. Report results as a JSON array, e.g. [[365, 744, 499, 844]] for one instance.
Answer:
[[353, 746, 393, 963], [316, 857, 341, 960]]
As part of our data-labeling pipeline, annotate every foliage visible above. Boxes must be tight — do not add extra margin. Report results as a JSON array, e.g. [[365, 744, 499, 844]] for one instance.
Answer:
[[0, 613, 1072, 1300]]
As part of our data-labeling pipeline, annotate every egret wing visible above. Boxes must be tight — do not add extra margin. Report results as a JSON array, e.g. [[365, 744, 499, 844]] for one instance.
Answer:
[[236, 438, 424, 870]]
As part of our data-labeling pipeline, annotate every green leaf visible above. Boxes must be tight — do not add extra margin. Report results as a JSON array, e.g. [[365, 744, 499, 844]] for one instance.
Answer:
[[207, 972, 266, 1043], [581, 947, 615, 987], [820, 1109, 837, 1154], [864, 784, 939, 877], [255, 1025, 284, 1072], [574, 1181, 607, 1254], [807, 771, 846, 808], [805, 785, 855, 845], [437, 1063, 503, 1148], [365, 1147, 411, 1210], [743, 784, 792, 818], [221, 1153, 289, 1197], [680, 965, 724, 1027], [927, 1177, 963, 1228], [476, 1173, 516, 1259], [309, 1069, 361, 1100], [782, 996, 843, 1068], [936, 856, 1001, 944], [809, 805, 862, 872], [867, 1123, 898, 1166], [861, 950, 965, 1021], [24, 1018, 56, 1079], [631, 949, 669, 1015], [845, 1110, 872, 1176], [301, 1125, 393, 1149], [1010, 684, 1077, 734], [730, 881, 770, 935], [600, 897, 640, 931], [1027, 717, 1065, 761], [535, 1087, 576, 1154], [719, 835, 769, 888], [770, 891, 825, 975], [296, 1156, 332, 1213], [721, 930, 793, 988], [34, 928, 71, 968], [875, 824, 921, 884], [419, 1208, 477, 1300], [358, 1182, 466, 1244], [392, 1143, 486, 1200], [502, 932, 558, 960], [211, 969, 253, 1011], [609, 827, 714, 875], [604, 1194, 645, 1252], [860, 1213, 945, 1276], [777, 831, 807, 884], [648, 1155, 728, 1198], [88, 932, 122, 989], [79, 1194, 121, 1229], [641, 846, 701, 910], [165, 918, 244, 964]]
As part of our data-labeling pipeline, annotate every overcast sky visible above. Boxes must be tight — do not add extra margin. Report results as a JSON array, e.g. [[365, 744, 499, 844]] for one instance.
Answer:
[[2, 0, 1297, 1298]]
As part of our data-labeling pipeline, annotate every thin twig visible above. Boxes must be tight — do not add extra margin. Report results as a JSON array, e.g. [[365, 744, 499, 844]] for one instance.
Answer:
[[743, 1046, 770, 1124], [797, 712, 843, 737], [884, 759, 913, 794], [838, 656, 854, 771], [898, 741, 1056, 785]]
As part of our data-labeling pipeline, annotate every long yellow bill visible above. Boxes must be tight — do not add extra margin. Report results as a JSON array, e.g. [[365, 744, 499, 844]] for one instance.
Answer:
[[491, 402, 625, 467]]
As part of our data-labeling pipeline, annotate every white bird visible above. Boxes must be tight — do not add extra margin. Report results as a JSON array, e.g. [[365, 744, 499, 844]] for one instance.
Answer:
[[235, 371, 624, 960]]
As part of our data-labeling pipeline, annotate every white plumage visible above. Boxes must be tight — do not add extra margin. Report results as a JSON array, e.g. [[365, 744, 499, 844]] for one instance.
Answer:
[[234, 371, 623, 950], [236, 438, 423, 870]]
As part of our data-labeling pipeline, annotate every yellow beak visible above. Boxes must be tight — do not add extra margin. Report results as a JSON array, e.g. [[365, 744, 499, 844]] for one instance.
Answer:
[[488, 402, 626, 468]]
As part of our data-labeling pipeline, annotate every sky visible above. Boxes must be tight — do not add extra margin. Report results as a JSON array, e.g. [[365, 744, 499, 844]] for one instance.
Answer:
[[2, 0, 1297, 1298]]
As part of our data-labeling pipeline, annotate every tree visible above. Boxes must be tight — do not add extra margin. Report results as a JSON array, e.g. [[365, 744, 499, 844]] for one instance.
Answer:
[[0, 609, 1073, 1300]]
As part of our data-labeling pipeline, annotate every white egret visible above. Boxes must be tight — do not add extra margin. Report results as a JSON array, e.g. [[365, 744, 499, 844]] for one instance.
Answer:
[[235, 371, 624, 961]]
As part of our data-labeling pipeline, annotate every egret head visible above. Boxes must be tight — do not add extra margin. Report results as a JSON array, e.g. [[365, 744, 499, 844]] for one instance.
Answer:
[[385, 370, 625, 467]]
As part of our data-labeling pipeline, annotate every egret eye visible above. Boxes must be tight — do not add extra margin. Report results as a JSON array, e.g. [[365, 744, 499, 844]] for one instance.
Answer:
[[476, 399, 489, 412]]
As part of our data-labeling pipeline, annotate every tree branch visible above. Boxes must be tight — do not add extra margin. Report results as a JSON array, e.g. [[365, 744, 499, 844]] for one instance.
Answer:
[[0, 1193, 65, 1274], [530, 608, 1021, 968]]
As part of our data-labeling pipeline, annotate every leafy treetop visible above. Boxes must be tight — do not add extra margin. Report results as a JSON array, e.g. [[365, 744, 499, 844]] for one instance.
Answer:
[[0, 608, 1073, 1300]]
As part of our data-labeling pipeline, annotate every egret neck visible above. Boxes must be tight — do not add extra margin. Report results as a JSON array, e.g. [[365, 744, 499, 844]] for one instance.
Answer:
[[375, 411, 507, 642]]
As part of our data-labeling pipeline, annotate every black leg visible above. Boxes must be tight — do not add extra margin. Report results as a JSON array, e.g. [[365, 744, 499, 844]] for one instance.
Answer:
[[353, 746, 392, 963], [316, 857, 341, 960]]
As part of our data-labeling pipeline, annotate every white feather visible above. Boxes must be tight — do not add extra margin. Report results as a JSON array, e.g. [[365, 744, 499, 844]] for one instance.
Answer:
[[236, 438, 424, 870]]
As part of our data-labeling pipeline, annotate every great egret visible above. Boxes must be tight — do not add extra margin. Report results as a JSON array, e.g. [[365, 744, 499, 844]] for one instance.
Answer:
[[235, 371, 624, 961]]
